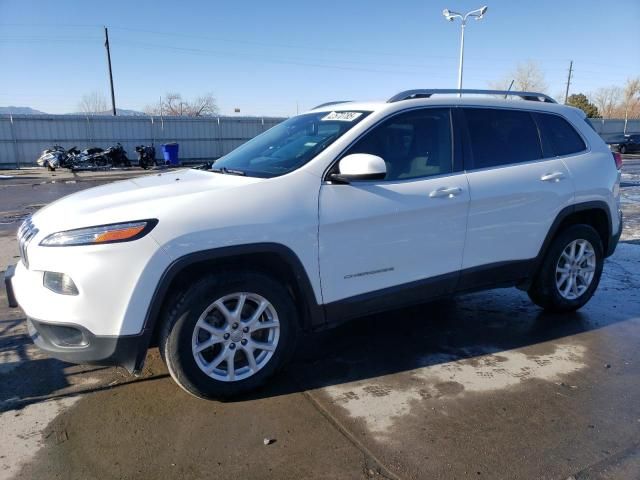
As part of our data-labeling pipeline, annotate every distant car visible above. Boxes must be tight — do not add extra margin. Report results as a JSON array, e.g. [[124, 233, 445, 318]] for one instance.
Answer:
[[611, 134, 640, 154]]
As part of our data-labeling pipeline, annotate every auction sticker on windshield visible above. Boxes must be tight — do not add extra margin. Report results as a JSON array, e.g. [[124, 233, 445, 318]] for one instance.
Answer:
[[321, 111, 363, 122]]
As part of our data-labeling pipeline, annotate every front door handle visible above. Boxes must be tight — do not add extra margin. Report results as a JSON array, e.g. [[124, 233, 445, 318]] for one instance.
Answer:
[[540, 172, 565, 182], [429, 186, 462, 198]]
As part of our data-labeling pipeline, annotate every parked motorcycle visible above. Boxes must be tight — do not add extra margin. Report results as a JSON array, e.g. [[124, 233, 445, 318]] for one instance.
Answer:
[[101, 143, 131, 168], [67, 146, 112, 171], [36, 145, 76, 171], [135, 145, 157, 169]]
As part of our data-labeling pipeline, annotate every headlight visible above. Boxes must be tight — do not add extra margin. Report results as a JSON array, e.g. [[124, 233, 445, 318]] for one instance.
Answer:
[[40, 219, 158, 247]]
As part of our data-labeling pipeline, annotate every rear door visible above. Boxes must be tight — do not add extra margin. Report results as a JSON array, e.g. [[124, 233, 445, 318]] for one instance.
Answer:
[[459, 107, 575, 275]]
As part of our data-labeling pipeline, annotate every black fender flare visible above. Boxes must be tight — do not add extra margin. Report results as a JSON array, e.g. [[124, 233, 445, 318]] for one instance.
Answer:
[[529, 200, 616, 284], [132, 243, 325, 371]]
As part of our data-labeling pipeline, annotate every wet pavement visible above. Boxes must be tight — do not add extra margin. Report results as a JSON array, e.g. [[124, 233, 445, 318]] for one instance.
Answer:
[[1, 161, 639, 479]]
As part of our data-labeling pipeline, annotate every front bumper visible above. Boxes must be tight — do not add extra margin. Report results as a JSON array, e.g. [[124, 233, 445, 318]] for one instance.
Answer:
[[27, 317, 145, 373], [4, 264, 18, 307], [5, 262, 148, 373]]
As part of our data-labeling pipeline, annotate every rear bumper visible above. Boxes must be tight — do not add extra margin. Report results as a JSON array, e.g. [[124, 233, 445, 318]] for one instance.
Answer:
[[27, 317, 146, 373], [606, 209, 623, 257]]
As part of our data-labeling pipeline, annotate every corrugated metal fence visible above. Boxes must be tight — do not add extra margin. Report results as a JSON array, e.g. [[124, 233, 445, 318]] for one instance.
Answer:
[[0, 114, 285, 168], [1, 114, 638, 168], [588, 118, 640, 141]]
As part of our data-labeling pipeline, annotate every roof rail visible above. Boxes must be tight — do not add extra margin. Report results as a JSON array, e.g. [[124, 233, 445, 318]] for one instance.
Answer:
[[312, 100, 353, 109], [387, 89, 557, 104]]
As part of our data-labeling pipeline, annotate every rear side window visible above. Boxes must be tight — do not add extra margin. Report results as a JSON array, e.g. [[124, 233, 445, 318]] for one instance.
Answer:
[[463, 108, 542, 169], [534, 113, 586, 157]]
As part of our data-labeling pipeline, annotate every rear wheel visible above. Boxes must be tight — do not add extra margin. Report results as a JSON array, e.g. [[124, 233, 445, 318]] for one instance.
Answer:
[[159, 272, 299, 399], [528, 224, 604, 312]]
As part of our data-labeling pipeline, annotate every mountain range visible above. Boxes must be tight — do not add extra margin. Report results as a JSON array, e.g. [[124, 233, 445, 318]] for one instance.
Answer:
[[0, 106, 146, 116]]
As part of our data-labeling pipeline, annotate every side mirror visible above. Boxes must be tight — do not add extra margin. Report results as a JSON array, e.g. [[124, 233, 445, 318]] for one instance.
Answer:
[[330, 153, 387, 184]]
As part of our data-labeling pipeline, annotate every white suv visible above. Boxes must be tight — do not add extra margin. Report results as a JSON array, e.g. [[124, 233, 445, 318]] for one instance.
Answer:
[[5, 89, 623, 399]]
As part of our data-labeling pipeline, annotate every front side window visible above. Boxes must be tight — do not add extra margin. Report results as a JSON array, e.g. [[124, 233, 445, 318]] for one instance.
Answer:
[[345, 108, 452, 181], [534, 113, 586, 157], [213, 111, 370, 178], [463, 108, 542, 169]]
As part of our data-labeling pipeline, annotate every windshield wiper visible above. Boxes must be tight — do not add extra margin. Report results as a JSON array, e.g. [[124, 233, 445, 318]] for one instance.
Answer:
[[211, 166, 246, 176]]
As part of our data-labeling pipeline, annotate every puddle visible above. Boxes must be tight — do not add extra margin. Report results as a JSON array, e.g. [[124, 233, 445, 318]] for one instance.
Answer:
[[620, 191, 640, 204], [0, 205, 46, 225], [0, 213, 30, 225], [324, 343, 586, 440]]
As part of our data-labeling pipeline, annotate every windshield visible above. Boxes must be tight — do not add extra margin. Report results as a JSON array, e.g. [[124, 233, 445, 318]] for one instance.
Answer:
[[211, 111, 370, 178]]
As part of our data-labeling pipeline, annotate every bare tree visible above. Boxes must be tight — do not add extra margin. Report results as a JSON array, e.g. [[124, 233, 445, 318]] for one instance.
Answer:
[[621, 77, 640, 131], [489, 60, 548, 93], [145, 92, 219, 117], [592, 86, 623, 119], [78, 91, 108, 114]]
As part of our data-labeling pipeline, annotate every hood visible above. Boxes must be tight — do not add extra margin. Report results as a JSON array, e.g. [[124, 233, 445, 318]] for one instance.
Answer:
[[31, 169, 263, 233]]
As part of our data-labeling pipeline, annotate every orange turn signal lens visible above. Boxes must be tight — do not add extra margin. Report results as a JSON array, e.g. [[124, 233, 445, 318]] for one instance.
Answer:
[[94, 225, 145, 243]]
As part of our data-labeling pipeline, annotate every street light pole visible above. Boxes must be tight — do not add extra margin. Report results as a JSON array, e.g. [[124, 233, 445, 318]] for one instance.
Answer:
[[443, 6, 488, 97], [458, 21, 465, 91]]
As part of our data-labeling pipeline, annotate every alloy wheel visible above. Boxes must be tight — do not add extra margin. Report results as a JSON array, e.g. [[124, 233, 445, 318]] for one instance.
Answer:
[[191, 292, 280, 382], [555, 239, 596, 300]]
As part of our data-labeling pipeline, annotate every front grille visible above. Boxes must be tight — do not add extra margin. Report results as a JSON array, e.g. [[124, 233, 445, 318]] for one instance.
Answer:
[[18, 217, 39, 269]]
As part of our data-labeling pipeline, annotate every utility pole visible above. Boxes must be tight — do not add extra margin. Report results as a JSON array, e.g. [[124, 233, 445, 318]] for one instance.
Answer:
[[564, 60, 573, 104], [104, 26, 117, 116]]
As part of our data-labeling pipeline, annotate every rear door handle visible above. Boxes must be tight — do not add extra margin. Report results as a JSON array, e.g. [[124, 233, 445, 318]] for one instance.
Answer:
[[540, 172, 565, 182], [429, 186, 462, 198]]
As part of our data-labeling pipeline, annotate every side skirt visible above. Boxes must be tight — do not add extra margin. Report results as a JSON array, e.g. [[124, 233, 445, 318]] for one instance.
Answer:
[[323, 259, 536, 328]]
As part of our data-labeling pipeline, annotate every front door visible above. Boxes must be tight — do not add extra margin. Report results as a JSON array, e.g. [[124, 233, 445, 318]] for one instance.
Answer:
[[319, 108, 469, 309]]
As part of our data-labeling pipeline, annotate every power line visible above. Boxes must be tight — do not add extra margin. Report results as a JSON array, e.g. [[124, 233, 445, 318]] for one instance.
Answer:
[[0, 22, 632, 71]]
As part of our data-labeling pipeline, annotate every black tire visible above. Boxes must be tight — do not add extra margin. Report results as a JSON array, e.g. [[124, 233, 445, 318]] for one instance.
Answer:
[[619, 145, 627, 154], [528, 224, 604, 312], [159, 272, 299, 399]]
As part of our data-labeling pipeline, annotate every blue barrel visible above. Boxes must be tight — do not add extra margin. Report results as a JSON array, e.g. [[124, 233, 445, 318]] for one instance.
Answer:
[[161, 143, 179, 165]]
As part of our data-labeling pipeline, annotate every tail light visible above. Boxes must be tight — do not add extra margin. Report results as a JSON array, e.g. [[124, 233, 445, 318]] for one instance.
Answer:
[[612, 152, 623, 170]]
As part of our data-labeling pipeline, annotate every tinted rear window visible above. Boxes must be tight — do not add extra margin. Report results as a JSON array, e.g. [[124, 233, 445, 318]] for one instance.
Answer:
[[534, 113, 586, 157], [463, 108, 542, 169]]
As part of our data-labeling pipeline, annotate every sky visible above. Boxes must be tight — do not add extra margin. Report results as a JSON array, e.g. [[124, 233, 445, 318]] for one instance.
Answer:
[[1, 0, 639, 116]]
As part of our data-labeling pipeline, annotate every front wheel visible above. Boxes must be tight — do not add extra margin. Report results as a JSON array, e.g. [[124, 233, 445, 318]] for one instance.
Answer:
[[528, 224, 604, 312], [159, 272, 299, 399]]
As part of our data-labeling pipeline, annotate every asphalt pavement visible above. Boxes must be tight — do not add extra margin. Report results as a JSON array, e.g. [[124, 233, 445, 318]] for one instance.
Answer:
[[1, 162, 639, 480]]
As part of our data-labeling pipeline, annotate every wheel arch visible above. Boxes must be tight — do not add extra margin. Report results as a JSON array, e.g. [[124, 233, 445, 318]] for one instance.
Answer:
[[132, 243, 325, 372], [537, 201, 613, 267], [519, 201, 613, 292]]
